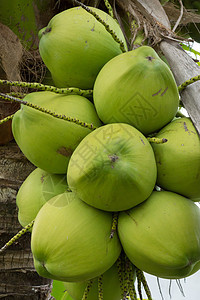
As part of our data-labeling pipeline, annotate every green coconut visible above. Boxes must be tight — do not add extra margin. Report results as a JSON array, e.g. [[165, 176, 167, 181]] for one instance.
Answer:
[[31, 192, 121, 282], [67, 123, 157, 211], [118, 190, 200, 279], [64, 259, 136, 300], [151, 117, 200, 201], [16, 167, 68, 228], [12, 91, 101, 174], [62, 292, 74, 300], [93, 46, 179, 135], [38, 6, 127, 89]]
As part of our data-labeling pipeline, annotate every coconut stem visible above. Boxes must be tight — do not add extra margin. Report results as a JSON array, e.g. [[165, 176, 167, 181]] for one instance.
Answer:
[[0, 220, 34, 254], [136, 268, 143, 300], [98, 274, 103, 300], [0, 79, 93, 97], [0, 114, 14, 125], [74, 0, 127, 53], [125, 256, 135, 298], [178, 74, 200, 92], [104, 0, 114, 19], [117, 254, 125, 299], [110, 212, 118, 238], [7, 92, 27, 98], [139, 270, 153, 300], [136, 268, 153, 300], [82, 279, 93, 300], [121, 253, 130, 300], [147, 137, 168, 144], [0, 93, 96, 131], [123, 255, 131, 299], [128, 264, 137, 300]]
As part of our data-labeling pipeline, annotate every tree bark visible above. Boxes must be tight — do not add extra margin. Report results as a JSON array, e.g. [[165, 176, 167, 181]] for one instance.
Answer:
[[160, 40, 200, 134], [0, 21, 53, 299], [0, 141, 53, 299]]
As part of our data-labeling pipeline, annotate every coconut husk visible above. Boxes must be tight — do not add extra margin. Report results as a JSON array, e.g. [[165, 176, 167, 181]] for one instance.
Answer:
[[115, 0, 200, 48], [0, 24, 23, 145], [0, 24, 23, 85], [0, 20, 48, 145]]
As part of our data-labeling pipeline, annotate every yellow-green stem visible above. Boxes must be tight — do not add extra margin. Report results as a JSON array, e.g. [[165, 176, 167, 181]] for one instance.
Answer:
[[0, 220, 34, 254], [104, 0, 114, 18], [178, 74, 200, 92], [0, 79, 93, 97], [0, 114, 14, 125], [74, 0, 127, 53], [0, 93, 96, 131], [128, 264, 137, 300], [81, 279, 93, 300], [98, 274, 103, 300], [110, 212, 119, 238], [7, 92, 27, 98], [123, 256, 131, 299], [139, 270, 153, 300], [136, 268, 143, 300], [147, 137, 168, 144], [117, 255, 125, 299]]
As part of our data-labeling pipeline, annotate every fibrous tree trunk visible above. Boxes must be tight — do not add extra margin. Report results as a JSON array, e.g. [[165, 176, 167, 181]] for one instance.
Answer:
[[0, 142, 53, 299], [0, 22, 53, 300]]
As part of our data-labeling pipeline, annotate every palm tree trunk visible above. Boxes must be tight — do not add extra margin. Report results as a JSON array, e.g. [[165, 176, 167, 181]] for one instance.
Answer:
[[0, 22, 53, 299], [0, 141, 53, 299]]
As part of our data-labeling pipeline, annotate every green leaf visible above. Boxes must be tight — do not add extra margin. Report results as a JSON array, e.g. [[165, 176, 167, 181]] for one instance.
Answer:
[[181, 43, 200, 57]]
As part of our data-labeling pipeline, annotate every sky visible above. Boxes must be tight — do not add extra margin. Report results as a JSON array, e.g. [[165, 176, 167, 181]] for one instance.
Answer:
[[141, 272, 200, 300]]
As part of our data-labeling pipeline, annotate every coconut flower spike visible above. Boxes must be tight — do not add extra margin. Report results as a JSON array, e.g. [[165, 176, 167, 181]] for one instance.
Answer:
[[0, 114, 14, 125], [0, 93, 96, 130], [0, 220, 34, 254], [7, 92, 27, 98], [117, 254, 125, 299], [136, 268, 143, 300], [98, 274, 103, 300], [104, 0, 114, 19], [0, 79, 93, 97], [74, 0, 127, 53], [123, 259, 131, 299], [118, 252, 132, 299], [81, 279, 94, 300], [136, 268, 153, 300], [178, 74, 200, 92], [110, 212, 119, 238], [129, 269, 137, 300], [124, 256, 137, 300], [141, 272, 153, 300]]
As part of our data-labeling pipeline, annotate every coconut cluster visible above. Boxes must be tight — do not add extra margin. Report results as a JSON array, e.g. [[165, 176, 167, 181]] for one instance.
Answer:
[[13, 5, 200, 300]]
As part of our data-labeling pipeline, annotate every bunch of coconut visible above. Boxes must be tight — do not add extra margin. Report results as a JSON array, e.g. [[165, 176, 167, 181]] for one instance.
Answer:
[[12, 4, 200, 300]]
